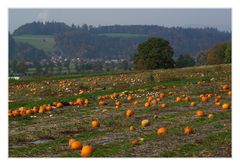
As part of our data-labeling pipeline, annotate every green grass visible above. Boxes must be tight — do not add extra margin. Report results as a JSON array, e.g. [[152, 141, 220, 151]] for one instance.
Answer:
[[13, 35, 55, 52]]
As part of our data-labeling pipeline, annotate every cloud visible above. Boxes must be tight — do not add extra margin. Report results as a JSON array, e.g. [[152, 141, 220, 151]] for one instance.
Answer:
[[37, 10, 49, 22]]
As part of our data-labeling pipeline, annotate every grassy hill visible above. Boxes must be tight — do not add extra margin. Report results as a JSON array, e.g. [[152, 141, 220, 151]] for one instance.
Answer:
[[13, 35, 55, 53], [98, 33, 148, 38], [9, 64, 231, 157]]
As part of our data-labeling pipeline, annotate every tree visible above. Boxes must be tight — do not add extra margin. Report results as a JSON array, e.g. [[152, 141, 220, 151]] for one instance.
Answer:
[[196, 51, 208, 66], [176, 55, 195, 68], [224, 41, 231, 63], [207, 42, 227, 65], [134, 38, 175, 70]]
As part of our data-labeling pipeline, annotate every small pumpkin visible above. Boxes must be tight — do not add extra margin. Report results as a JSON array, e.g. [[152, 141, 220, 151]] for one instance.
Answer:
[[69, 139, 77, 147], [208, 113, 214, 119], [144, 102, 150, 107], [196, 110, 205, 117], [159, 93, 165, 98], [148, 96, 154, 102], [161, 103, 167, 108], [223, 84, 229, 91], [56, 102, 63, 108], [228, 91, 232, 96], [92, 120, 100, 127], [222, 103, 231, 110], [175, 97, 181, 102], [141, 119, 150, 127], [131, 139, 137, 145], [70, 141, 83, 150], [45, 105, 52, 111], [201, 96, 208, 102], [157, 127, 168, 136], [81, 145, 93, 157], [127, 95, 133, 101], [184, 96, 190, 101], [126, 109, 134, 117], [190, 102, 196, 107], [129, 126, 135, 131], [183, 126, 193, 135]]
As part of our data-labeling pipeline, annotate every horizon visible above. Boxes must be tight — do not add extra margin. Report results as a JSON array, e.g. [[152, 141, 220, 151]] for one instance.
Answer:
[[9, 9, 231, 33]]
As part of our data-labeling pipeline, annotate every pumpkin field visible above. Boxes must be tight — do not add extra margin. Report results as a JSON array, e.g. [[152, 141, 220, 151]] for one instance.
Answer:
[[8, 64, 231, 157]]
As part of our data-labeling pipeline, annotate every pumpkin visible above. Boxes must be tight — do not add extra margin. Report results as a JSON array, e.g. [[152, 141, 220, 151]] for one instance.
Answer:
[[141, 119, 150, 127], [99, 100, 107, 106], [148, 96, 154, 102], [208, 114, 214, 119], [32, 106, 38, 113], [159, 93, 165, 98], [184, 96, 190, 101], [12, 110, 20, 117], [157, 127, 168, 136], [216, 95, 222, 99], [84, 99, 89, 105], [92, 120, 100, 127], [201, 96, 208, 102], [156, 98, 161, 102], [115, 101, 121, 107], [76, 98, 83, 105], [26, 109, 33, 115], [214, 98, 220, 103], [127, 95, 133, 101], [190, 102, 196, 107], [175, 97, 181, 102], [70, 141, 83, 150], [161, 103, 167, 108], [196, 110, 205, 117], [8, 112, 13, 117], [133, 100, 140, 105], [126, 109, 134, 117], [131, 139, 137, 145], [69, 139, 77, 146], [129, 126, 135, 131], [81, 145, 93, 157], [144, 102, 150, 107], [215, 102, 222, 106], [223, 84, 229, 91], [228, 91, 232, 96], [46, 105, 52, 111], [222, 103, 231, 110], [56, 102, 63, 108], [183, 126, 193, 135], [39, 106, 45, 113]]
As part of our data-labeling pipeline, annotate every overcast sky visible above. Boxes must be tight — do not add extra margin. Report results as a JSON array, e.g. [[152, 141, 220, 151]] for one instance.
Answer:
[[9, 9, 231, 33]]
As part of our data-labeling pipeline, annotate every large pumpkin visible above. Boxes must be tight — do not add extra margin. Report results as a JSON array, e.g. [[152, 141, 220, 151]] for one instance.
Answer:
[[157, 127, 168, 136], [126, 109, 134, 117], [70, 141, 83, 150], [81, 145, 93, 157]]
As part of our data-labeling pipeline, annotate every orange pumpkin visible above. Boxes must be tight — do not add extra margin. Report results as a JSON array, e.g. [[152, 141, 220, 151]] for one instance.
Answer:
[[129, 126, 135, 131], [56, 102, 63, 108], [201, 96, 208, 102], [183, 126, 193, 135], [115, 101, 121, 107], [228, 91, 232, 96], [81, 145, 93, 157], [45, 105, 52, 111], [127, 95, 133, 101], [159, 93, 165, 98], [32, 106, 38, 113], [222, 103, 231, 110], [175, 97, 181, 102], [157, 127, 168, 136], [144, 102, 150, 107], [223, 84, 229, 91], [70, 141, 83, 150], [99, 100, 107, 106], [215, 102, 222, 106], [91, 120, 100, 127], [196, 110, 205, 117], [126, 109, 134, 117], [131, 139, 137, 145], [190, 102, 196, 107], [69, 139, 77, 146], [26, 109, 33, 115], [148, 96, 154, 102], [39, 106, 45, 113], [184, 96, 190, 101]]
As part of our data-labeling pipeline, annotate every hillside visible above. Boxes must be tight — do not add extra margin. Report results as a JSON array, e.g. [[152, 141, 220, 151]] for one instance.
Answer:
[[13, 35, 55, 53], [11, 22, 231, 59]]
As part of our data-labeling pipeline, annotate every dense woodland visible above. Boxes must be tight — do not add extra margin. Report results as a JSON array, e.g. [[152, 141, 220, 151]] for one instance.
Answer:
[[9, 22, 231, 75]]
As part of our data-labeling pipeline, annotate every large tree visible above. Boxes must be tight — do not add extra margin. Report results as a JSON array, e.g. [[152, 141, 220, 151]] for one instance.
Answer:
[[134, 38, 175, 70], [176, 54, 195, 68]]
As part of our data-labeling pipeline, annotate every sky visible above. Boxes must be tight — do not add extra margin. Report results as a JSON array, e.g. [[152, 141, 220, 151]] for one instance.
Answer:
[[9, 9, 231, 33]]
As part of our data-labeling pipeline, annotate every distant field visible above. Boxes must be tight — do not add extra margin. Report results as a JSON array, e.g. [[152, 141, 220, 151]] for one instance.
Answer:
[[98, 33, 148, 38], [13, 35, 55, 52]]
